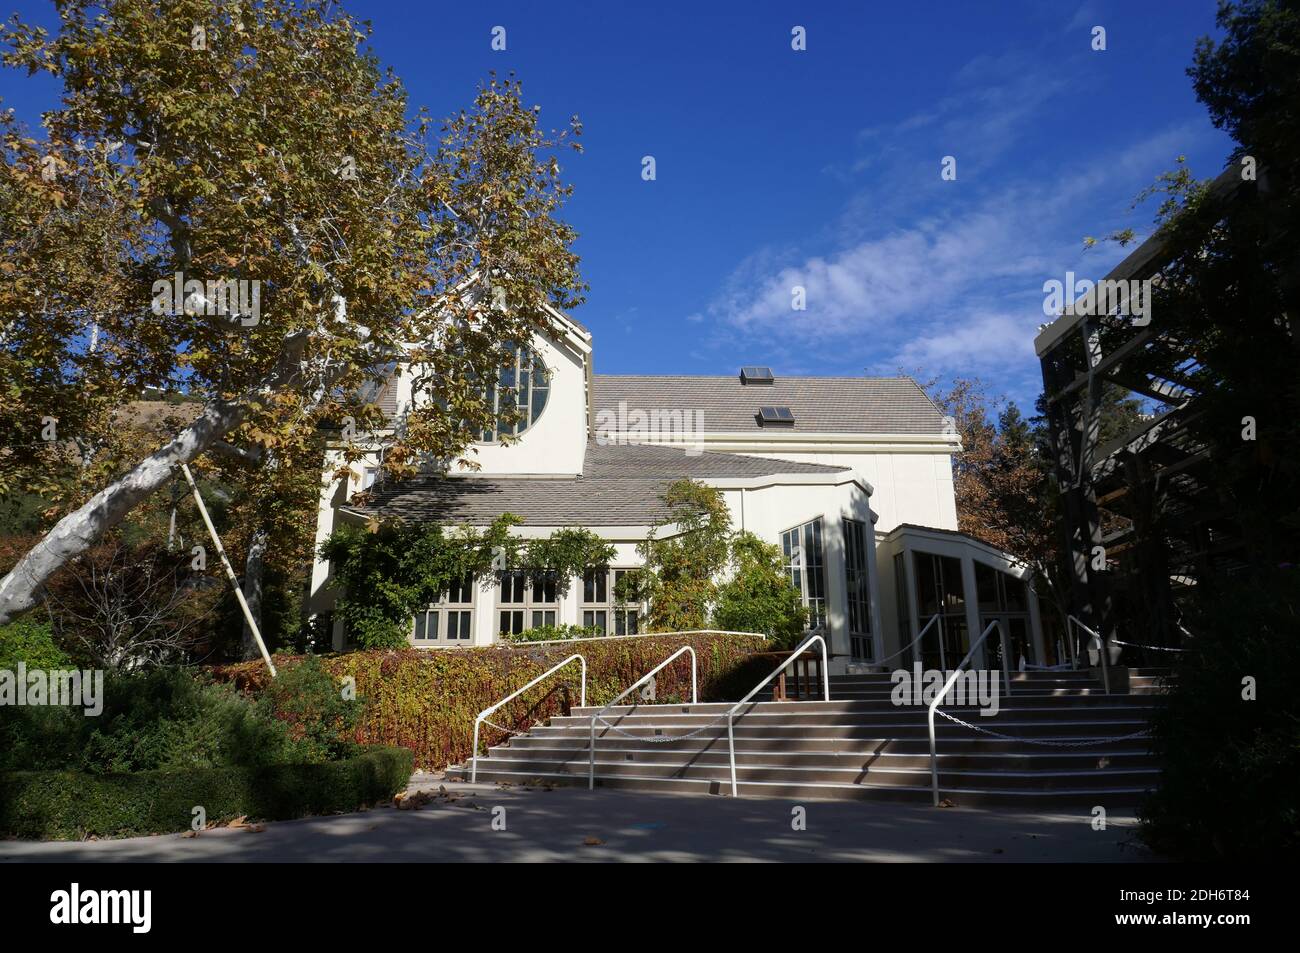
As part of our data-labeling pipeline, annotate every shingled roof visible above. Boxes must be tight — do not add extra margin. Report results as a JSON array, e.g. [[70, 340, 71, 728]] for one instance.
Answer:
[[592, 374, 945, 435], [345, 439, 850, 527]]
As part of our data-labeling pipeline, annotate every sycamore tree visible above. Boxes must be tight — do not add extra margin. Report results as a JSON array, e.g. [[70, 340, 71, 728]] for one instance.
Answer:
[[0, 0, 585, 624]]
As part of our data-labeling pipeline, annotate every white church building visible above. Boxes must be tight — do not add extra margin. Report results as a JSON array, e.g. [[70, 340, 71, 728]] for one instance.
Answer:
[[307, 305, 1046, 673]]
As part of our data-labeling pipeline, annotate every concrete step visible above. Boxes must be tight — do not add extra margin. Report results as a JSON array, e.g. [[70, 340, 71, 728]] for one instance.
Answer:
[[555, 708, 1155, 730], [444, 766, 1152, 808], [529, 720, 1150, 741], [456, 754, 1160, 791], [503, 733, 1153, 755], [489, 743, 1158, 772], [571, 697, 1160, 717]]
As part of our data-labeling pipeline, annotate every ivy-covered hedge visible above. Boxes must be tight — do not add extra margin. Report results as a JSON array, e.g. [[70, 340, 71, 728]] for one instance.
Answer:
[[0, 746, 412, 840], [213, 632, 769, 770]]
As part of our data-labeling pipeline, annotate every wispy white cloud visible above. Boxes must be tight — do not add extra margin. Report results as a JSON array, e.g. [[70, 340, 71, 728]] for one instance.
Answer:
[[692, 121, 1202, 400]]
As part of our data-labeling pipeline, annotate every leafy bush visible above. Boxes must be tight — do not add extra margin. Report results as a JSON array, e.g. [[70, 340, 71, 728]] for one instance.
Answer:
[[320, 517, 614, 649], [502, 623, 602, 643], [712, 532, 808, 648], [0, 666, 347, 775], [619, 480, 732, 631], [212, 631, 770, 770], [0, 746, 412, 839], [263, 654, 362, 761], [1138, 569, 1300, 861], [0, 616, 70, 670]]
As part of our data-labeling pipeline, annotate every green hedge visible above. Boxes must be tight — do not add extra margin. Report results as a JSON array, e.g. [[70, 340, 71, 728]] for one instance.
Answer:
[[0, 745, 412, 840], [213, 632, 770, 771]]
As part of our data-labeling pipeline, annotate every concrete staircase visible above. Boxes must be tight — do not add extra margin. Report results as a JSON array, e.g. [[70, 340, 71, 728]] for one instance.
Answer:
[[447, 669, 1166, 807]]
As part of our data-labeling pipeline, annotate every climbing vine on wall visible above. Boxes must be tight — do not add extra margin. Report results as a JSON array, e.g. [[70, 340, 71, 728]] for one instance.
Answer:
[[319, 517, 614, 648]]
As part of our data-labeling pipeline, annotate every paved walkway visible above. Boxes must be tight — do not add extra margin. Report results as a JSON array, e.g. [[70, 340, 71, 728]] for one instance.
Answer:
[[1, 777, 1156, 863]]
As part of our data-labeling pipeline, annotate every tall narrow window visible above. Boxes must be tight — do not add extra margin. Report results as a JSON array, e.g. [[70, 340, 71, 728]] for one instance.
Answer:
[[413, 574, 475, 645], [842, 518, 873, 659], [581, 568, 639, 635], [782, 518, 826, 630]]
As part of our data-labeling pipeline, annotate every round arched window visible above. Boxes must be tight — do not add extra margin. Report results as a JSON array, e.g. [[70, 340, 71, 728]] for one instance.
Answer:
[[480, 345, 550, 442]]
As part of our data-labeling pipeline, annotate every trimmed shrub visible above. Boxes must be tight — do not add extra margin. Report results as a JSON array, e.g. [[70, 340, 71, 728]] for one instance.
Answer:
[[502, 623, 601, 643], [0, 746, 413, 840], [213, 631, 770, 770]]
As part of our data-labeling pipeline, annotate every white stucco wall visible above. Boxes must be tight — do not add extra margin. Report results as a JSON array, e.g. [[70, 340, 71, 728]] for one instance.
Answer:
[[742, 450, 957, 533], [394, 331, 589, 476]]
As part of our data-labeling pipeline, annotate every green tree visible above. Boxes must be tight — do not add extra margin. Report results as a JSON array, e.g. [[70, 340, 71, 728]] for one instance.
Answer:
[[712, 532, 807, 647], [0, 0, 585, 624], [620, 480, 733, 632]]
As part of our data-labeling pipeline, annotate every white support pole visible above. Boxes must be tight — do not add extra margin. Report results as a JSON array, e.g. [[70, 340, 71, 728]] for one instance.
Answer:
[[180, 463, 277, 678]]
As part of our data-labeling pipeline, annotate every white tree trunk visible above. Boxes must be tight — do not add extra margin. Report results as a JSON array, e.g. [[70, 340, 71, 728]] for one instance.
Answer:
[[0, 397, 249, 625], [240, 528, 268, 660], [0, 327, 327, 626]]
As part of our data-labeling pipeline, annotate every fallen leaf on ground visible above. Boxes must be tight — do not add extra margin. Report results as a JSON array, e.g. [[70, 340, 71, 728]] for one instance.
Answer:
[[583, 836, 604, 846], [937, 798, 955, 808]]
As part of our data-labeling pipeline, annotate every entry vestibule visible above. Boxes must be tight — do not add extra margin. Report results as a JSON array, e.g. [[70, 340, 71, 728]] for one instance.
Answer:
[[876, 525, 1046, 673]]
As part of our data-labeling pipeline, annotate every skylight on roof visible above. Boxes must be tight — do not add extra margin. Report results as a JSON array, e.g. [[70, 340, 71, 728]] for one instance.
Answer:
[[740, 366, 775, 385], [758, 406, 795, 425]]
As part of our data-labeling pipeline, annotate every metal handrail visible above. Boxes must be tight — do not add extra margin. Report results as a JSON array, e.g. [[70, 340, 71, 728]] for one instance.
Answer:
[[928, 619, 1012, 806], [724, 632, 829, 797], [1067, 615, 1112, 694], [876, 613, 941, 670], [471, 653, 586, 783], [587, 646, 698, 789]]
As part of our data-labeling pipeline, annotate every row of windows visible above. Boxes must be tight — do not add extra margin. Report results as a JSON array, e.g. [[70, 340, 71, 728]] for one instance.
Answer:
[[407, 520, 871, 655], [414, 568, 640, 643]]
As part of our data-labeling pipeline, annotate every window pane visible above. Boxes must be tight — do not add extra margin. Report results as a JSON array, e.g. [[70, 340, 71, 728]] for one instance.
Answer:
[[976, 562, 999, 612], [1003, 573, 1028, 612], [534, 573, 557, 604]]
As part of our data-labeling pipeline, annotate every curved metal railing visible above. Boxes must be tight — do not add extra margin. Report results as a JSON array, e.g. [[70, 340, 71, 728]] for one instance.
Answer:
[[723, 632, 829, 796], [587, 646, 698, 789], [471, 653, 587, 783], [1067, 615, 1112, 694], [875, 613, 942, 670], [927, 619, 1012, 806]]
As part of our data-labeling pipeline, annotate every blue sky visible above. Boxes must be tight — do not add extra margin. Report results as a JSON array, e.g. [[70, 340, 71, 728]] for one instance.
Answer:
[[1, 0, 1235, 412]]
